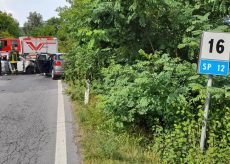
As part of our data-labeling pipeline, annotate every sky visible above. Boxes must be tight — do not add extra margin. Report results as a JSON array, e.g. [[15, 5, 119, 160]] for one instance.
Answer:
[[0, 0, 69, 26]]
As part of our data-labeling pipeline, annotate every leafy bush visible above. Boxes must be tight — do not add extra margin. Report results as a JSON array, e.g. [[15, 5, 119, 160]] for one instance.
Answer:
[[72, 100, 160, 163], [99, 50, 230, 162]]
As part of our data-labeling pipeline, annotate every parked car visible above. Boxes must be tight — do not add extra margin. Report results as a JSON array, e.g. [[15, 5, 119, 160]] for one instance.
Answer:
[[36, 53, 65, 79], [50, 53, 65, 79]]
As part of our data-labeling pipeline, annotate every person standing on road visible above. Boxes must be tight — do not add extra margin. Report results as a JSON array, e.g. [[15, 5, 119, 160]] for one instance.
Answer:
[[8, 46, 19, 74]]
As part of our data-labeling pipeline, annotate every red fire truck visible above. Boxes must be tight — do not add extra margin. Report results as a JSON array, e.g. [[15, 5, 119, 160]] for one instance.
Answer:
[[0, 37, 58, 73]]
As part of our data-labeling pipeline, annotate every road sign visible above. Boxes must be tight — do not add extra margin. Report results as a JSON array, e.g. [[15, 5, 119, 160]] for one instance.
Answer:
[[198, 32, 230, 152], [198, 59, 229, 76], [198, 32, 230, 76]]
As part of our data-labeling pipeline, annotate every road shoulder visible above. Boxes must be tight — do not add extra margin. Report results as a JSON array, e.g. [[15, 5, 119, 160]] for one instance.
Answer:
[[63, 82, 82, 164]]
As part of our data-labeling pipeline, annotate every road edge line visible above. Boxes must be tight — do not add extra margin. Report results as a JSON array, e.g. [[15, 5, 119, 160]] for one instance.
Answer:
[[55, 80, 67, 164]]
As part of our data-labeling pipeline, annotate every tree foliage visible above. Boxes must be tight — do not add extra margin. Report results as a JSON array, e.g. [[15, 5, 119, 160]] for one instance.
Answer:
[[0, 11, 20, 37], [61, 0, 230, 82], [23, 12, 44, 36], [28, 17, 61, 37]]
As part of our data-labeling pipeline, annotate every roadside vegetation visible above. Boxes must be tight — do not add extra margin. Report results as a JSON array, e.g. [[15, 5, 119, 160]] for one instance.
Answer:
[[61, 0, 230, 163], [70, 94, 160, 163]]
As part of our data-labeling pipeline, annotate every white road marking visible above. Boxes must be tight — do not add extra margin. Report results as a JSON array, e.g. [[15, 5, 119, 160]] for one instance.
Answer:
[[55, 80, 67, 164]]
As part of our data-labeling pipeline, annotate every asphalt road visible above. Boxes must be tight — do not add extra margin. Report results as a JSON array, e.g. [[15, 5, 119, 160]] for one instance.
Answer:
[[0, 75, 81, 164]]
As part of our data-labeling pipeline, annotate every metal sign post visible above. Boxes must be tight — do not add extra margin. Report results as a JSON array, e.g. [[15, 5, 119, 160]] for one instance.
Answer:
[[198, 31, 230, 152], [200, 75, 212, 152]]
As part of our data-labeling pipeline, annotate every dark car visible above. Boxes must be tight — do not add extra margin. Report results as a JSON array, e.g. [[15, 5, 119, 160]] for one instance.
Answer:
[[36, 53, 65, 79]]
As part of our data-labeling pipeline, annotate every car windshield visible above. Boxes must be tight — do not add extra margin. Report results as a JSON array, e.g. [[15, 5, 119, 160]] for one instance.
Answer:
[[56, 54, 63, 60], [38, 54, 48, 60]]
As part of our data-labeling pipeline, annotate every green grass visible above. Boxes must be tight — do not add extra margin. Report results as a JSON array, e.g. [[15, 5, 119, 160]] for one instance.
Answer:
[[72, 100, 161, 164]]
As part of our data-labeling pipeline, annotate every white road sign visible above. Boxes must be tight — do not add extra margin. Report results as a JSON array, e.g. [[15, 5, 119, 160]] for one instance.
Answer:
[[200, 32, 230, 61], [198, 31, 230, 76]]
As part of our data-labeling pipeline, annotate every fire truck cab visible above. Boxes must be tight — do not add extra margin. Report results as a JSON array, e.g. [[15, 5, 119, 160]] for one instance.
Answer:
[[0, 38, 20, 56]]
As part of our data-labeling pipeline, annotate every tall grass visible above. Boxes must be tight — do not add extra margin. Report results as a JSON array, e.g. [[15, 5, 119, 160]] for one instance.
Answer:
[[72, 99, 160, 164]]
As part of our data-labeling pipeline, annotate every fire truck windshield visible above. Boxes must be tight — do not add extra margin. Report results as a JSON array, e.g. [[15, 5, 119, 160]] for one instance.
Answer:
[[11, 40, 18, 48], [0, 40, 7, 50]]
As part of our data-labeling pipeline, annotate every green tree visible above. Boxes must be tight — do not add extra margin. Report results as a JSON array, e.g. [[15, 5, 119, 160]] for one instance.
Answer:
[[23, 11, 43, 36], [178, 0, 230, 60], [0, 11, 20, 37], [30, 17, 61, 37], [62, 0, 230, 82]]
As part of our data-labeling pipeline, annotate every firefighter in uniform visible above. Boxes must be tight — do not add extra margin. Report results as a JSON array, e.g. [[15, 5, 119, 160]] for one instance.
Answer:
[[8, 46, 19, 74]]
